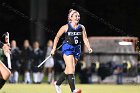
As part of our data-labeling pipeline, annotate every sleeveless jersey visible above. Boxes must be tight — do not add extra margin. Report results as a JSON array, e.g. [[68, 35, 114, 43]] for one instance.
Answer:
[[64, 23, 83, 45]]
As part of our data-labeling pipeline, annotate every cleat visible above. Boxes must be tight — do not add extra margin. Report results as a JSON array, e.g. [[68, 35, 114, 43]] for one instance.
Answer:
[[54, 81, 62, 93], [73, 89, 82, 93]]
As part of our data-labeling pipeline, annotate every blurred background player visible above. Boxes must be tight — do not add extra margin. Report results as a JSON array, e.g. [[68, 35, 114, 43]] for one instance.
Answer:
[[31, 41, 43, 84], [9, 40, 21, 83], [43, 40, 54, 84], [51, 9, 93, 93], [20, 40, 32, 83], [0, 41, 11, 89]]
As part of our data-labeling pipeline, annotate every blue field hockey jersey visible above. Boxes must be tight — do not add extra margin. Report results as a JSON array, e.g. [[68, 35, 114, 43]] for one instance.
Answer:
[[64, 23, 83, 45]]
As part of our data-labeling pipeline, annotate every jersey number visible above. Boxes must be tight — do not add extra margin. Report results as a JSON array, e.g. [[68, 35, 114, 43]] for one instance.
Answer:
[[74, 36, 78, 44]]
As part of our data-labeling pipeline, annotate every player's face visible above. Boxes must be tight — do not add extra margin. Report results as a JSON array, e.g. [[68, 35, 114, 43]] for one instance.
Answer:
[[71, 12, 80, 24]]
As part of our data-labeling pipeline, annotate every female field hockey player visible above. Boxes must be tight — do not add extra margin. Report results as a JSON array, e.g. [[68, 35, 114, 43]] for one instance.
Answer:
[[0, 41, 11, 89], [51, 9, 93, 93]]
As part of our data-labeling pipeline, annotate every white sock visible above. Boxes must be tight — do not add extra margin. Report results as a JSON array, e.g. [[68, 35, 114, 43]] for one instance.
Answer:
[[39, 73, 44, 82], [33, 73, 38, 83], [37, 72, 42, 83], [138, 75, 140, 83], [25, 72, 31, 83], [14, 71, 19, 83]]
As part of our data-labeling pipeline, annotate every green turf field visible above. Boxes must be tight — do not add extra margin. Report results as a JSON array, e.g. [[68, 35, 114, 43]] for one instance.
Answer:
[[1, 83, 140, 93]]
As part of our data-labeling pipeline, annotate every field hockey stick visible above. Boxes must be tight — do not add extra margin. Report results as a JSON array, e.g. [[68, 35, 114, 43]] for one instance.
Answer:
[[37, 44, 62, 68], [4, 32, 12, 69]]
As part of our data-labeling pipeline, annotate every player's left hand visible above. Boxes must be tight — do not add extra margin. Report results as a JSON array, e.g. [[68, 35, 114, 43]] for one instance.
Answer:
[[88, 48, 93, 53]]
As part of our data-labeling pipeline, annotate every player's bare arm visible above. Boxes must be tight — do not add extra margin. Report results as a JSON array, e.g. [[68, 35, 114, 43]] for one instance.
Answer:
[[51, 25, 67, 55], [81, 25, 93, 53]]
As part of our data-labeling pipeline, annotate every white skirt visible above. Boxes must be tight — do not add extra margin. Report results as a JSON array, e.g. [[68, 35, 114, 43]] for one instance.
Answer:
[[44, 57, 54, 68]]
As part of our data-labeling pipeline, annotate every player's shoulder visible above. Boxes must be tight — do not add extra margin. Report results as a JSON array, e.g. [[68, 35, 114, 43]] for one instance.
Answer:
[[79, 24, 85, 30], [62, 24, 68, 28], [79, 24, 84, 27], [60, 24, 68, 30]]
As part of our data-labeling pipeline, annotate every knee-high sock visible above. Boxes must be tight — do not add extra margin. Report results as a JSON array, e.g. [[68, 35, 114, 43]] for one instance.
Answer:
[[56, 72, 67, 86], [0, 78, 6, 89], [33, 72, 38, 83], [37, 72, 41, 83], [39, 72, 44, 83], [14, 71, 19, 83], [67, 74, 75, 92], [24, 72, 31, 83]]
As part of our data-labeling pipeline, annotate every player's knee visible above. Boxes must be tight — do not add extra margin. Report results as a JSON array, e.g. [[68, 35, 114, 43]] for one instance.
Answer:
[[66, 67, 75, 74]]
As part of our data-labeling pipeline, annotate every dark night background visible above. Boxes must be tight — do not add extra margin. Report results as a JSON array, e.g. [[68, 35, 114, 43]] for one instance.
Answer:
[[0, 0, 140, 47]]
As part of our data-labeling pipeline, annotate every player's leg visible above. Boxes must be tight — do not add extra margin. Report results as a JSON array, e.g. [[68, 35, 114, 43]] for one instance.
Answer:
[[71, 59, 82, 93], [24, 71, 31, 83], [55, 44, 68, 86], [54, 69, 67, 93], [13, 70, 19, 83], [72, 46, 82, 93], [0, 60, 11, 89], [47, 57, 54, 84], [42, 66, 47, 82], [54, 70, 67, 93], [69, 45, 81, 93], [33, 72, 38, 83], [64, 45, 82, 93], [63, 54, 76, 93], [54, 44, 74, 93], [48, 67, 53, 84], [54, 55, 68, 93]]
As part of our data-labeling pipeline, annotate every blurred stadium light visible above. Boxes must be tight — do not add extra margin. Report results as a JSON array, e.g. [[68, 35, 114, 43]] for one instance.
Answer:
[[118, 41, 132, 46]]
